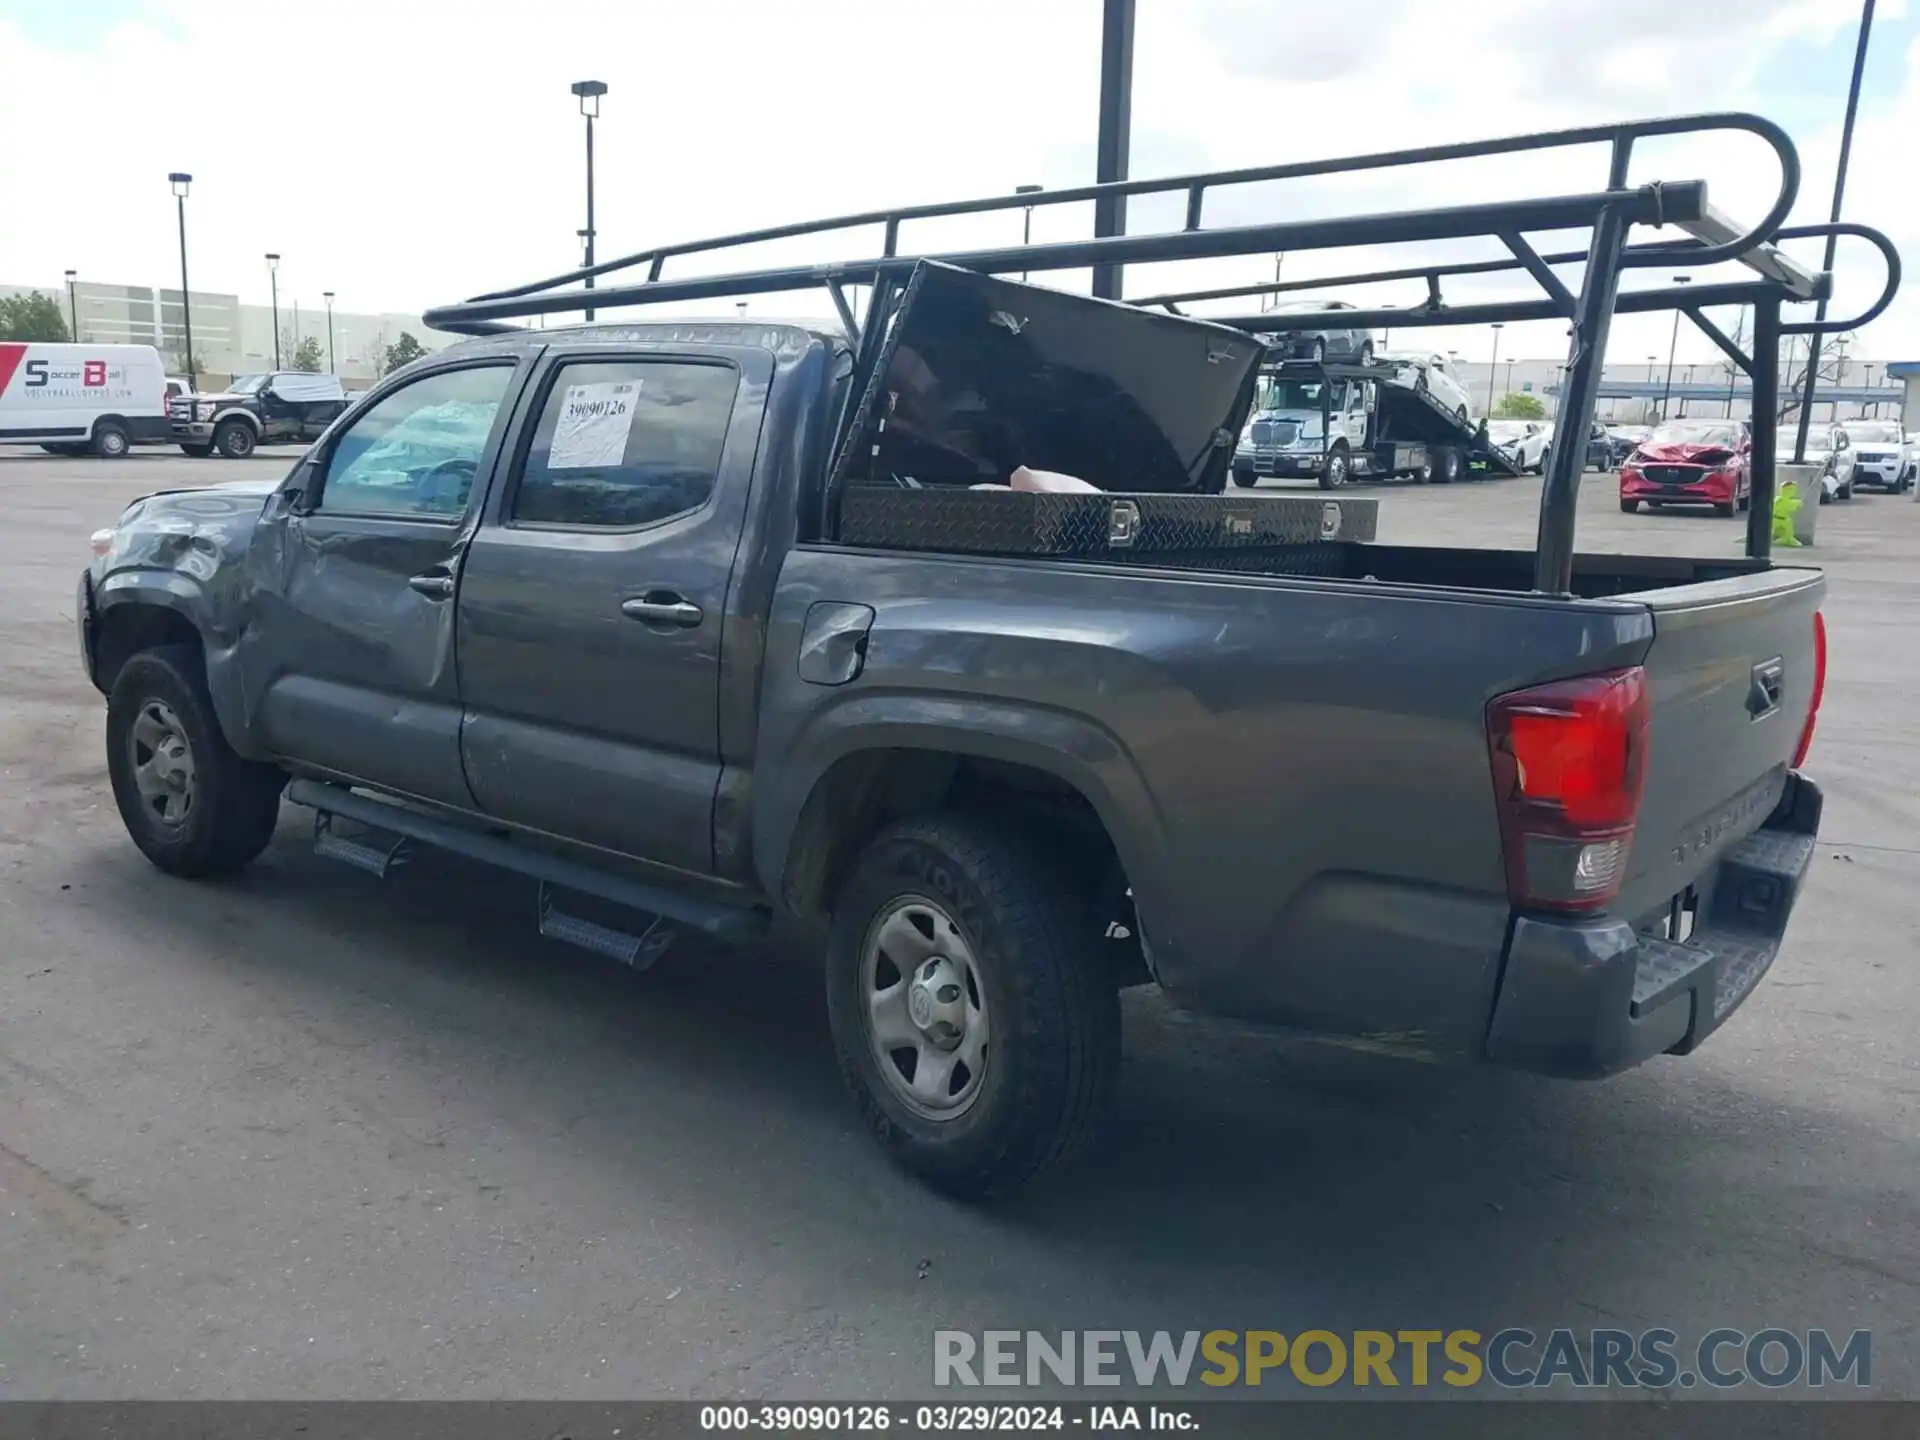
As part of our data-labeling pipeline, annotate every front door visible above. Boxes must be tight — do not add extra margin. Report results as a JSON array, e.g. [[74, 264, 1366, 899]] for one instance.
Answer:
[[454, 346, 769, 876], [238, 359, 524, 807]]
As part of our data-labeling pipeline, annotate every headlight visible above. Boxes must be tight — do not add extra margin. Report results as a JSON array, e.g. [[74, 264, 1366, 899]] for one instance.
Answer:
[[195, 401, 216, 420], [90, 527, 116, 558]]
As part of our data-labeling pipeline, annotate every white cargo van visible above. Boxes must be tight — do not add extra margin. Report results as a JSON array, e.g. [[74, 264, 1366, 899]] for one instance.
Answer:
[[0, 343, 171, 458]]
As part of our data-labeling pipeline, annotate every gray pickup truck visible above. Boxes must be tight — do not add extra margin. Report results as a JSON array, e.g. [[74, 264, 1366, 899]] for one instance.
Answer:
[[78, 116, 1887, 1196]]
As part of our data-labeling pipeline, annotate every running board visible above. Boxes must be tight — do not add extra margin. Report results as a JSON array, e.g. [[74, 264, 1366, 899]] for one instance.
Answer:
[[285, 780, 768, 948], [538, 882, 675, 970], [313, 811, 413, 878]]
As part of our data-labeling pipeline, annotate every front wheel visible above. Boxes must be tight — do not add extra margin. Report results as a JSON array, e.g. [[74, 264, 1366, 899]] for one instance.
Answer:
[[214, 419, 257, 459], [1318, 445, 1351, 489], [826, 813, 1120, 1198], [180, 443, 214, 458], [1230, 466, 1258, 489], [105, 645, 285, 878], [1621, 498, 1640, 513]]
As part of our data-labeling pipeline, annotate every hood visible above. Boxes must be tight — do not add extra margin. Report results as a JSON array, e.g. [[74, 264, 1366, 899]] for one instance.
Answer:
[[101, 478, 280, 572], [836, 261, 1265, 494], [185, 391, 246, 405], [1632, 441, 1738, 466]]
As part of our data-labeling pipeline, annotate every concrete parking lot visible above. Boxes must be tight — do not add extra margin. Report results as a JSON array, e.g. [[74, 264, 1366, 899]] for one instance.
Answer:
[[2, 449, 1916, 1398]]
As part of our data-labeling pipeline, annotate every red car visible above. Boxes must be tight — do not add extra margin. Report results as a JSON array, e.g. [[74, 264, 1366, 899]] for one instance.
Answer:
[[1618, 420, 1752, 516]]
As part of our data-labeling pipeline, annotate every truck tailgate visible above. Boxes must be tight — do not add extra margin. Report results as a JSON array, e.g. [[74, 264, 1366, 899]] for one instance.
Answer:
[[1619, 566, 1825, 919]]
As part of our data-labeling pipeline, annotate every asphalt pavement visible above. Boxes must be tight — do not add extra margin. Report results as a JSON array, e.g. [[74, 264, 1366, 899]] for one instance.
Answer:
[[1, 450, 1915, 1399]]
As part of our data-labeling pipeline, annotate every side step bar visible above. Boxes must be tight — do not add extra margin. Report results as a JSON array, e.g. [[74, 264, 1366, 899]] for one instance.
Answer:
[[285, 779, 769, 949]]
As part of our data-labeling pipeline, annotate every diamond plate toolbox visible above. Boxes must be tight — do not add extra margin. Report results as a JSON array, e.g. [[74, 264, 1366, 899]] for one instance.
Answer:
[[838, 486, 1378, 557]]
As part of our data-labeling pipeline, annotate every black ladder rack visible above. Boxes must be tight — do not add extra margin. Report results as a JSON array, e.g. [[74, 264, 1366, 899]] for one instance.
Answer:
[[423, 113, 1899, 591]]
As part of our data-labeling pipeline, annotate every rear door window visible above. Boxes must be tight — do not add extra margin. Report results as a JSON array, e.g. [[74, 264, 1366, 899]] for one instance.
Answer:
[[510, 359, 741, 529]]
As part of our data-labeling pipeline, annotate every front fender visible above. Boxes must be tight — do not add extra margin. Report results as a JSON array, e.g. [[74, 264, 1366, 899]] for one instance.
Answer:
[[751, 688, 1172, 932]]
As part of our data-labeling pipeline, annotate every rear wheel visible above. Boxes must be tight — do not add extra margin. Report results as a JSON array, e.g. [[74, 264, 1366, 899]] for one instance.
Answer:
[[91, 420, 130, 459], [105, 645, 286, 878], [214, 419, 257, 459], [1432, 447, 1462, 485], [1230, 466, 1258, 489], [1412, 455, 1435, 484], [1310, 339, 1326, 364], [1713, 501, 1735, 517], [1620, 499, 1640, 513], [825, 813, 1120, 1198]]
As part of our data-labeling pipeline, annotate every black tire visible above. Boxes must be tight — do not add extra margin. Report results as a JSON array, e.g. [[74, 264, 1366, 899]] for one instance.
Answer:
[[105, 644, 285, 878], [1432, 447, 1461, 485], [1736, 491, 1751, 513], [1713, 502, 1735, 518], [181, 443, 214, 458], [1621, 499, 1639, 513], [1534, 446, 1550, 475], [214, 419, 257, 459], [825, 813, 1120, 1199], [1412, 455, 1434, 484], [1317, 443, 1350, 490], [1230, 467, 1258, 489], [92, 420, 131, 459]]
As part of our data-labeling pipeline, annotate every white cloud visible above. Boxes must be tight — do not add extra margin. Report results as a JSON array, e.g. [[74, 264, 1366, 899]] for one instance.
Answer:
[[0, 0, 1911, 370]]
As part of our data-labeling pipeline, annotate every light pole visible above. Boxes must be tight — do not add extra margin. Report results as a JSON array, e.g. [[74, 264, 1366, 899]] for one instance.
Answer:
[[63, 269, 78, 341], [323, 291, 336, 375], [1795, 0, 1877, 458], [1486, 323, 1503, 414], [1016, 184, 1042, 282], [168, 173, 195, 388], [1832, 336, 1851, 419], [266, 254, 281, 367], [1659, 275, 1691, 420], [571, 80, 608, 321]]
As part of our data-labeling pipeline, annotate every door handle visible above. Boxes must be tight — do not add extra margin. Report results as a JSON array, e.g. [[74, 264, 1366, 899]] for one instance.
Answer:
[[621, 593, 705, 628], [407, 571, 456, 600]]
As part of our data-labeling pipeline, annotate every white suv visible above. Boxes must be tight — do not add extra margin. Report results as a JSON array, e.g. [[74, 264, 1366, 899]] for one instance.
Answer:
[[1380, 351, 1475, 423]]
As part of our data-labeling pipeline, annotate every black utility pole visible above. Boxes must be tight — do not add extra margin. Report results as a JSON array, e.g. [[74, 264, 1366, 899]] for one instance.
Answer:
[[572, 80, 608, 321], [1487, 323, 1503, 413], [63, 270, 78, 340], [267, 254, 282, 367], [1016, 183, 1042, 282], [168, 173, 195, 388], [1794, 0, 1876, 461], [323, 291, 336, 374], [1660, 275, 1692, 419], [1091, 0, 1134, 301]]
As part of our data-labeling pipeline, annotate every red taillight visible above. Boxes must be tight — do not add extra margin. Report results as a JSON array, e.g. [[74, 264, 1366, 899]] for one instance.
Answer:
[[1486, 667, 1650, 913], [1793, 611, 1826, 769]]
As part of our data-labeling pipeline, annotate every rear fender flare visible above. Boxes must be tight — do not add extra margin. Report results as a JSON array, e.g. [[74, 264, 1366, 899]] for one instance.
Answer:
[[754, 692, 1171, 928]]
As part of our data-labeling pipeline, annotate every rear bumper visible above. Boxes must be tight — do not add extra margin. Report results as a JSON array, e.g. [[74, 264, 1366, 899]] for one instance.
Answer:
[[1484, 772, 1821, 1078]]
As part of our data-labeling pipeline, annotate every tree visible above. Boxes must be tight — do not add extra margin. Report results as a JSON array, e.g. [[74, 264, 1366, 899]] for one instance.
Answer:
[[1775, 331, 1857, 426], [290, 335, 324, 373], [0, 290, 70, 342], [1492, 392, 1546, 420], [384, 331, 426, 374]]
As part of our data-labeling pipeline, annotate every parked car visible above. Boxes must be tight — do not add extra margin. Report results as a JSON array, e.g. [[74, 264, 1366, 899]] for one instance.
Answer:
[[1258, 300, 1374, 364], [1379, 350, 1475, 423], [170, 371, 349, 459], [1835, 419, 1912, 493], [1584, 421, 1614, 471], [1778, 425, 1852, 503], [0, 342, 171, 457], [1618, 419, 1752, 516], [77, 254, 1832, 1197], [1604, 424, 1649, 467], [1488, 419, 1550, 471]]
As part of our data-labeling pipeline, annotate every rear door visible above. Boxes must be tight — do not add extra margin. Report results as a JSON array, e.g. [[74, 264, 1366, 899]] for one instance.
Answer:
[[237, 356, 527, 806], [455, 343, 770, 875]]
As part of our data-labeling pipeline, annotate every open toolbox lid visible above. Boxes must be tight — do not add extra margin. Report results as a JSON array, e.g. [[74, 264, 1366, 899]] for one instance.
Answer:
[[828, 262, 1266, 501]]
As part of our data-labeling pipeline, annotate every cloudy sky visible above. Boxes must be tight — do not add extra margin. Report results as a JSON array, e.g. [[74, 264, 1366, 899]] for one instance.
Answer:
[[0, 0, 1912, 371]]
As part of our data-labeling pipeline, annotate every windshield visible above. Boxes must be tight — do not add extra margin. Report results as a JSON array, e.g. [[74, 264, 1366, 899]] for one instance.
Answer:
[[1255, 377, 1345, 411], [1647, 422, 1739, 448], [1842, 423, 1902, 443], [1779, 428, 1830, 452], [228, 375, 269, 395]]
